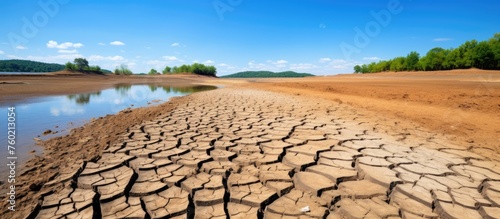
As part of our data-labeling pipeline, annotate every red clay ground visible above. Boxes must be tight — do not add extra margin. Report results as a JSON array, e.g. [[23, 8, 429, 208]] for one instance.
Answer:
[[245, 69, 499, 151]]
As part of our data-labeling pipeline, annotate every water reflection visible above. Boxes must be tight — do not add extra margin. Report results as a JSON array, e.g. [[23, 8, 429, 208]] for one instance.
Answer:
[[149, 85, 158, 92], [166, 85, 219, 94], [114, 84, 132, 96], [0, 84, 217, 179], [66, 84, 216, 105], [67, 92, 102, 105]]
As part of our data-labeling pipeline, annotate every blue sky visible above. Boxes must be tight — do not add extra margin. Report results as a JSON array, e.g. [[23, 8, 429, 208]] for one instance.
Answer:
[[0, 0, 499, 75]]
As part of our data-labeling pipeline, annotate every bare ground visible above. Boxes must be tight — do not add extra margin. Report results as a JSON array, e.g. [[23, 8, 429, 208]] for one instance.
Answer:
[[0, 70, 499, 218]]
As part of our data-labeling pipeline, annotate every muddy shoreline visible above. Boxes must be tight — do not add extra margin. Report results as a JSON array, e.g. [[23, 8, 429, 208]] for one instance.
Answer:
[[0, 74, 216, 105]]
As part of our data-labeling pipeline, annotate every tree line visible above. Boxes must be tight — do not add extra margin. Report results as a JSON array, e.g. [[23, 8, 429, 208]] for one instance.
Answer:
[[65, 58, 106, 74], [114, 64, 133, 75], [66, 58, 124, 75], [159, 63, 217, 76], [0, 59, 65, 72], [354, 33, 500, 73]]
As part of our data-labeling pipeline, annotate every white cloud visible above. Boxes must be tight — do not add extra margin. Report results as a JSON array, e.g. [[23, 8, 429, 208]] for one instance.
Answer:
[[266, 59, 288, 68], [319, 58, 331, 63], [88, 55, 125, 61], [331, 59, 347, 64], [218, 63, 236, 70], [146, 56, 183, 70], [324, 59, 359, 71], [0, 50, 4, 54], [433, 38, 453, 42], [276, 60, 288, 64], [331, 65, 349, 69], [146, 60, 170, 70], [110, 41, 125, 46], [163, 56, 178, 61], [110, 56, 125, 61], [248, 60, 268, 70], [25, 54, 83, 63], [171, 43, 180, 47], [214, 63, 237, 74], [204, 60, 215, 65], [98, 42, 106, 46], [58, 49, 78, 54], [50, 105, 84, 116], [146, 60, 163, 65], [290, 63, 318, 71], [245, 60, 290, 71], [16, 45, 27, 50], [47, 40, 83, 49], [7, 55, 21, 59], [363, 57, 381, 61]]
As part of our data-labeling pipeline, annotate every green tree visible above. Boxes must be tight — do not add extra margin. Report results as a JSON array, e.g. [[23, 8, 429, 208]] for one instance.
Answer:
[[405, 51, 420, 71], [88, 65, 101, 72], [368, 60, 390, 73], [65, 62, 77, 71], [190, 63, 202, 75], [360, 64, 369, 73], [73, 58, 89, 71], [473, 41, 495, 69], [390, 57, 406, 72], [0, 60, 65, 72], [157, 64, 216, 76], [207, 65, 217, 76], [421, 47, 447, 70], [64, 59, 102, 74], [177, 64, 190, 73], [452, 40, 478, 68], [489, 33, 500, 68], [349, 33, 500, 72], [148, 68, 158, 75], [163, 66, 172, 74], [114, 64, 133, 75], [353, 65, 362, 73], [443, 48, 460, 70], [417, 56, 429, 71]]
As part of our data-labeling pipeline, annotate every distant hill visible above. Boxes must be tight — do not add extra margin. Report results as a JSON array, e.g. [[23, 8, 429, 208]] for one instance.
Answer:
[[100, 69, 113, 74], [221, 71, 314, 78], [0, 59, 65, 72], [0, 59, 113, 74]]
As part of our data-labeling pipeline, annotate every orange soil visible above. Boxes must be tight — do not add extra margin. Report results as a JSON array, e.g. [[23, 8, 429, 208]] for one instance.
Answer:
[[244, 69, 500, 150]]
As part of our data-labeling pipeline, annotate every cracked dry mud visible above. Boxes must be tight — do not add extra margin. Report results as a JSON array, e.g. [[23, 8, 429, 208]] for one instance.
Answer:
[[29, 89, 500, 219]]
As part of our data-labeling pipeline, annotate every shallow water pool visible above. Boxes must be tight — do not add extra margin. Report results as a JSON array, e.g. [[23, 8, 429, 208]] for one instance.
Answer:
[[0, 84, 216, 179]]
